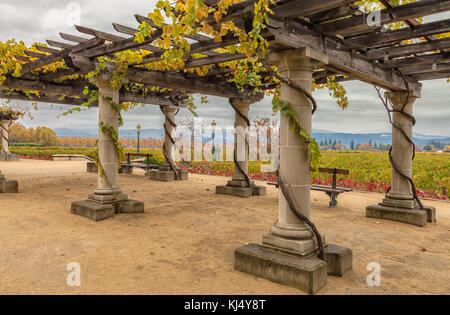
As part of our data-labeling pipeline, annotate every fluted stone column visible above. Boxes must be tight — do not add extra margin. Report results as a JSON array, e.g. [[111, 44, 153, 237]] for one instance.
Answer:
[[71, 74, 144, 221], [149, 106, 188, 182], [216, 99, 266, 197], [366, 91, 435, 226], [235, 49, 352, 294]]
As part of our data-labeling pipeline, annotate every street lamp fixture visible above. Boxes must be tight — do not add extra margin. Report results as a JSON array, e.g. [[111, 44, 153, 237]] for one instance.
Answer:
[[137, 123, 141, 153]]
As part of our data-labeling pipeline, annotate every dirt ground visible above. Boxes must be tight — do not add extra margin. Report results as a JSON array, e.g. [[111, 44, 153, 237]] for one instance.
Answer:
[[0, 160, 449, 295]]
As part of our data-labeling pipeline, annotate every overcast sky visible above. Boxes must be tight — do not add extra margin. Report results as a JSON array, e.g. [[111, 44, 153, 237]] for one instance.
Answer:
[[0, 0, 449, 136]]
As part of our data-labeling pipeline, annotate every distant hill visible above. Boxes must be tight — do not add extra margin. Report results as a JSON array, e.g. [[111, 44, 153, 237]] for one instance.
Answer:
[[312, 131, 450, 147], [54, 128, 449, 147]]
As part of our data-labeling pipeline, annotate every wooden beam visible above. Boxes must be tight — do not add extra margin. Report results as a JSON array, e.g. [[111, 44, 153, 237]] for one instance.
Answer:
[[319, 0, 450, 35], [309, 4, 360, 24], [60, 32, 90, 43], [0, 78, 187, 107], [74, 29, 162, 58], [46, 40, 73, 49], [402, 63, 450, 75], [346, 19, 450, 48], [269, 20, 422, 95], [273, 0, 355, 18], [21, 38, 105, 73], [126, 68, 263, 101], [24, 50, 47, 59], [410, 71, 450, 81], [382, 52, 450, 68], [366, 37, 450, 60], [185, 53, 246, 68], [35, 45, 60, 54], [14, 55, 31, 62], [0, 91, 90, 106]]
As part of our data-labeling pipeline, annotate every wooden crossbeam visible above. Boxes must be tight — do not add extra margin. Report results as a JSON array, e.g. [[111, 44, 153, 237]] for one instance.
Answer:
[[60, 32, 90, 43], [24, 50, 47, 59], [382, 52, 450, 68], [136, 35, 240, 65], [347, 19, 450, 48], [35, 45, 60, 54], [135, 14, 213, 42], [112, 23, 163, 53], [0, 91, 90, 106], [185, 53, 246, 68], [309, 3, 361, 24], [14, 55, 31, 62], [46, 40, 73, 49], [402, 63, 450, 75], [410, 71, 450, 81], [126, 68, 263, 101], [367, 37, 450, 60], [21, 38, 105, 73], [74, 29, 162, 58], [269, 20, 422, 95], [318, 0, 450, 35], [40, 69, 77, 81], [273, 0, 355, 18], [0, 77, 187, 107]]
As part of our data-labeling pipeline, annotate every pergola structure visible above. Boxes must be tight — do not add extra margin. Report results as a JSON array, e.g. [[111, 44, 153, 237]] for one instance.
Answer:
[[0, 0, 449, 293]]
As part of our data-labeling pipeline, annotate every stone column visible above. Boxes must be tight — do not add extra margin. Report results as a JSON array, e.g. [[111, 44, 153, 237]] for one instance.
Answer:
[[0, 120, 19, 161], [149, 106, 188, 182], [1, 120, 9, 154], [162, 106, 177, 166], [262, 50, 320, 256], [234, 48, 352, 294], [92, 76, 122, 198], [216, 99, 266, 197], [366, 91, 435, 226], [71, 74, 144, 221]]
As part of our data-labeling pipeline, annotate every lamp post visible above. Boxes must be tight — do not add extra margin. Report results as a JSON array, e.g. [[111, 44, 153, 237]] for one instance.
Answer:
[[211, 120, 217, 161], [137, 123, 141, 153]]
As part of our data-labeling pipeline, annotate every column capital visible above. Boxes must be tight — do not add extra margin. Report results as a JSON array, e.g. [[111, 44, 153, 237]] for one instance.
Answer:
[[161, 105, 179, 114], [89, 74, 128, 90], [385, 90, 419, 110], [266, 48, 328, 74], [229, 98, 251, 109]]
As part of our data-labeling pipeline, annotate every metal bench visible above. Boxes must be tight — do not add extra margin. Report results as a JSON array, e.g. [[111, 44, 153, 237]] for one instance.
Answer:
[[120, 153, 159, 175], [267, 167, 352, 208]]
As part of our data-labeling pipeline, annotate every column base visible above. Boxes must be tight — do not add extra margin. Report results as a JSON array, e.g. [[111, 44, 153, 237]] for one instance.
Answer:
[[366, 203, 436, 227], [0, 153, 20, 161], [149, 166, 188, 182], [0, 178, 19, 193], [71, 194, 144, 222], [234, 243, 327, 294], [216, 179, 267, 198]]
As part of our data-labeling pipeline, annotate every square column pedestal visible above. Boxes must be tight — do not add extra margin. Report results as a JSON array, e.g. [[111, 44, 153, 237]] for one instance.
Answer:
[[216, 179, 266, 198], [0, 152, 20, 161], [366, 197, 436, 227], [71, 193, 144, 222], [149, 165, 188, 182], [0, 172, 18, 193]]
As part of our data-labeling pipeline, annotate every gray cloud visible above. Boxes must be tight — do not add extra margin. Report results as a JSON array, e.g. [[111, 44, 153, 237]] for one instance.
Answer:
[[1, 1, 449, 136]]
